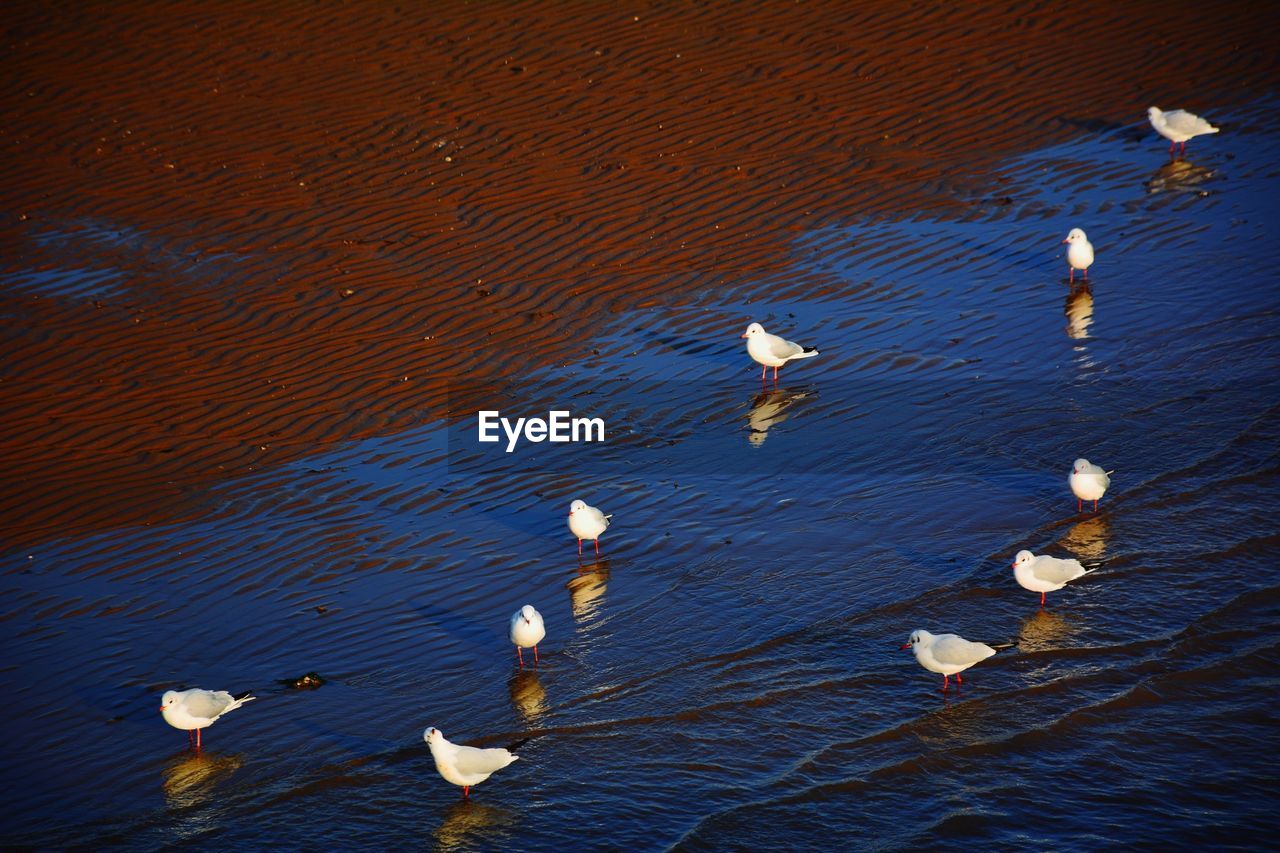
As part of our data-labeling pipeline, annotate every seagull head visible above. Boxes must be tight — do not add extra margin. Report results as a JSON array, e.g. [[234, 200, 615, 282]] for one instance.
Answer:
[[569, 499, 586, 516], [1072, 458, 1090, 474], [160, 690, 178, 712], [741, 322, 765, 339], [1012, 550, 1034, 570], [424, 727, 443, 746], [1063, 228, 1087, 245], [520, 604, 537, 624], [901, 629, 932, 650], [1148, 106, 1162, 121]]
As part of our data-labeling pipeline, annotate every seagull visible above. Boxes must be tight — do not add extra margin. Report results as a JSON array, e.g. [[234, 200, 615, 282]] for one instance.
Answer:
[[424, 727, 519, 798], [568, 499, 611, 557], [1148, 106, 1219, 157], [160, 688, 255, 749], [741, 322, 819, 382], [1012, 549, 1090, 606], [1061, 228, 1094, 284], [1069, 458, 1113, 512], [900, 629, 1004, 692], [509, 604, 546, 667]]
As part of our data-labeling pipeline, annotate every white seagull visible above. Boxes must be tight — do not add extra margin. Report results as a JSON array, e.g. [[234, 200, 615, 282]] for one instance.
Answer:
[[424, 727, 520, 798], [1148, 106, 1219, 157], [509, 604, 546, 667], [568, 499, 611, 557], [741, 322, 819, 382], [901, 629, 1002, 692], [1061, 228, 1094, 284], [1069, 458, 1113, 513], [160, 688, 255, 749], [1012, 549, 1089, 607]]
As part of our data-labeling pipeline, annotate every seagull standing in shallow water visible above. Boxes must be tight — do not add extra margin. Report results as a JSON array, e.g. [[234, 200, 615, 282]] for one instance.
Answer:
[[1012, 549, 1090, 607], [1061, 228, 1094, 284], [1069, 457, 1112, 512], [568, 499, 611, 557], [1148, 106, 1219, 157], [160, 688, 255, 750], [424, 727, 520, 798], [741, 322, 819, 382], [509, 604, 545, 666], [901, 629, 1003, 692]]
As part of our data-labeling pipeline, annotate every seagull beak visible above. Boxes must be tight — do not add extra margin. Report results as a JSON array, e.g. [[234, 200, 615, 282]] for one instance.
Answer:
[[158, 706, 165, 712], [899, 642, 911, 650], [1061, 237, 1069, 244], [740, 332, 749, 338]]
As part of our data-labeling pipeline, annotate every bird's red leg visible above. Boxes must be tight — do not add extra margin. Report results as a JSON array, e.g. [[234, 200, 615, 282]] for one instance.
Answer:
[[941, 675, 949, 692], [761, 365, 766, 381], [1093, 499, 1098, 513], [1083, 267, 1088, 280], [1069, 267, 1075, 284], [196, 728, 202, 750], [1077, 498, 1082, 513], [517, 646, 524, 667], [773, 365, 779, 382], [462, 786, 469, 798], [594, 538, 600, 556], [1040, 591, 1046, 607], [956, 673, 963, 685], [534, 644, 540, 663], [577, 538, 583, 556]]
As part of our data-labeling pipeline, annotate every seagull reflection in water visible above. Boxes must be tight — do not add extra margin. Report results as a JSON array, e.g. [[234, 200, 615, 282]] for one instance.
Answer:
[[1146, 158, 1215, 195], [434, 799, 519, 851], [1064, 284, 1093, 340], [1017, 608, 1077, 653], [567, 557, 610, 622], [508, 668, 548, 724], [746, 386, 813, 446], [1060, 514, 1110, 562], [163, 751, 244, 811]]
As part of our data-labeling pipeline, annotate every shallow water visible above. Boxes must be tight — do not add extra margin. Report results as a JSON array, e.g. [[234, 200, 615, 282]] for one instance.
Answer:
[[3, 82, 1279, 853]]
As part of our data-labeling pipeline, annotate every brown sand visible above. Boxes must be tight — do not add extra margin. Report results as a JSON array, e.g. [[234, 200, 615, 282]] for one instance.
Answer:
[[2, 1, 1276, 549]]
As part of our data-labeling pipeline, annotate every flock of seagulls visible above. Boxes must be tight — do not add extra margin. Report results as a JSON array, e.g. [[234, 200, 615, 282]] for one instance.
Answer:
[[157, 105, 1215, 796]]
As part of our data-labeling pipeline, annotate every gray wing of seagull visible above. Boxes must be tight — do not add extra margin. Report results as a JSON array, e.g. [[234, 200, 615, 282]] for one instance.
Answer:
[[766, 333, 807, 360], [1164, 110, 1215, 135], [1032, 555, 1087, 585], [932, 635, 995, 666], [184, 690, 237, 720], [452, 744, 517, 776]]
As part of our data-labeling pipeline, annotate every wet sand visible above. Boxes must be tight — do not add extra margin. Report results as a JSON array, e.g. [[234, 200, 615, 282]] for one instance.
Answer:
[[3, 0, 1279, 847]]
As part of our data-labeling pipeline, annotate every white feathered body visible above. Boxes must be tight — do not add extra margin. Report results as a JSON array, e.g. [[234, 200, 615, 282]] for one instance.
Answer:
[[908, 630, 996, 676], [744, 323, 819, 368], [1064, 228, 1094, 272], [509, 605, 546, 649], [1012, 550, 1087, 595], [1069, 458, 1111, 502], [568, 501, 610, 541], [161, 688, 255, 732], [1148, 107, 1219, 143], [425, 728, 519, 788]]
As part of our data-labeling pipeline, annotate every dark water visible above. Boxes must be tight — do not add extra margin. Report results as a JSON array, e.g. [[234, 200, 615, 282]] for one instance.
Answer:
[[3, 100, 1279, 849]]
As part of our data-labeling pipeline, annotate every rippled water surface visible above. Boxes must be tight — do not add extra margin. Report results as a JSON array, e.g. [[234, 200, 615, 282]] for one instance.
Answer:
[[4, 96, 1279, 848]]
